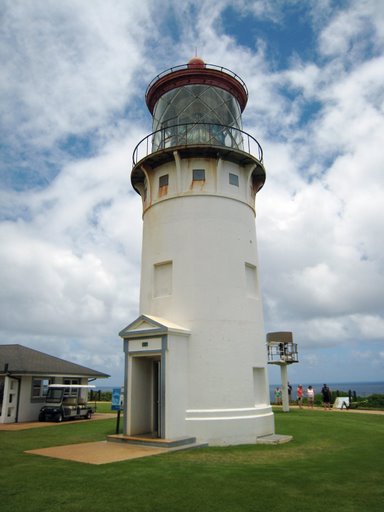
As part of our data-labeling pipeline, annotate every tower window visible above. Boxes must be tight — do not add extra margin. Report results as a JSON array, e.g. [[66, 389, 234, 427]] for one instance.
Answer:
[[159, 174, 169, 187], [229, 173, 239, 186], [193, 169, 205, 181], [245, 263, 258, 298], [154, 261, 172, 297], [159, 174, 169, 197]]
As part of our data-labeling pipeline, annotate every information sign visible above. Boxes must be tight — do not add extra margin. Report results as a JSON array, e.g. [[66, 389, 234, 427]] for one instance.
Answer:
[[111, 387, 122, 411]]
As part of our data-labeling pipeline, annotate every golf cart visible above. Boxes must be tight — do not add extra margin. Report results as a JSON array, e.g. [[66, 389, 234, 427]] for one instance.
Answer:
[[39, 384, 95, 422]]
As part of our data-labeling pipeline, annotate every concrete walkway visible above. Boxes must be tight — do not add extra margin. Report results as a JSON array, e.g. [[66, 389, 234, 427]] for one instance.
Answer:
[[25, 440, 169, 465], [0, 413, 116, 431]]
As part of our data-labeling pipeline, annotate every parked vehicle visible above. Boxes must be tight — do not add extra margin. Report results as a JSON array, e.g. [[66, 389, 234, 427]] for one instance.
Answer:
[[39, 384, 95, 422]]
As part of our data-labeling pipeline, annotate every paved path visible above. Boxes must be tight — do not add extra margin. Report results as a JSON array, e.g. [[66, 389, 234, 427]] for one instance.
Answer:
[[0, 413, 116, 431], [26, 441, 167, 465]]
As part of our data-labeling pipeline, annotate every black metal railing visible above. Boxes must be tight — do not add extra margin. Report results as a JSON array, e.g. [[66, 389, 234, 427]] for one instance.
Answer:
[[267, 343, 299, 365], [132, 122, 263, 165]]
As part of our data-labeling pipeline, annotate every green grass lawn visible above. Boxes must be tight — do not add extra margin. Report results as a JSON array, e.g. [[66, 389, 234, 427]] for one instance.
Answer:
[[0, 410, 383, 512], [90, 400, 117, 414]]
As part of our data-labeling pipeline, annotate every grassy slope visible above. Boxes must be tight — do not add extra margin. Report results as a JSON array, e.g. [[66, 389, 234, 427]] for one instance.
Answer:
[[0, 410, 383, 512]]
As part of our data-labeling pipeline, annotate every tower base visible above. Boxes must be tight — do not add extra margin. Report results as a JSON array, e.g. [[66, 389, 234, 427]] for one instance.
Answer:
[[185, 405, 274, 446]]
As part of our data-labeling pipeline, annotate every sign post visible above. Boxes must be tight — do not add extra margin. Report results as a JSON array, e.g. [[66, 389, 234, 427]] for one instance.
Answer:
[[112, 387, 123, 434]]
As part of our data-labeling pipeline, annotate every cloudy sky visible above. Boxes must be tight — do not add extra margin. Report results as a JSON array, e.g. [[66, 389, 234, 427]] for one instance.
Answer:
[[1, 0, 383, 387]]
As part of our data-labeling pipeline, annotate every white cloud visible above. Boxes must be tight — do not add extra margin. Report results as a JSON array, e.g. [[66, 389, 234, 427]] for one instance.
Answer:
[[0, 135, 143, 346], [318, 0, 384, 58], [0, 0, 155, 152]]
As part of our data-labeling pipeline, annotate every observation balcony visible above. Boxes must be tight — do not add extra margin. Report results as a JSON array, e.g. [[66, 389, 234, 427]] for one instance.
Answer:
[[132, 122, 264, 169]]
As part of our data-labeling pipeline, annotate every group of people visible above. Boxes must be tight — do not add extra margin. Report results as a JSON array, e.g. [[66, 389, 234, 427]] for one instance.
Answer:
[[295, 384, 314, 408], [274, 383, 332, 409]]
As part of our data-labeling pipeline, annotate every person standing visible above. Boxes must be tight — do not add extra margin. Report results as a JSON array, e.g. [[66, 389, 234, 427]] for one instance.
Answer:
[[306, 385, 315, 408], [321, 384, 332, 410], [296, 385, 303, 408], [288, 382, 292, 403], [274, 387, 282, 405]]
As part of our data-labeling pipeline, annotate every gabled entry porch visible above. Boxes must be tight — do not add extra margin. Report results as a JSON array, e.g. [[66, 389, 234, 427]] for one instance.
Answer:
[[119, 315, 190, 440]]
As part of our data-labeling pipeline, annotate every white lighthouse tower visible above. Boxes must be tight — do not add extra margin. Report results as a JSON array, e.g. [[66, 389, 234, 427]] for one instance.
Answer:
[[119, 57, 274, 445]]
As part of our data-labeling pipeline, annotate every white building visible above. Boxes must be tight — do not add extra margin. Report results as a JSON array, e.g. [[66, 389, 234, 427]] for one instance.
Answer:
[[120, 58, 274, 445], [0, 344, 108, 423]]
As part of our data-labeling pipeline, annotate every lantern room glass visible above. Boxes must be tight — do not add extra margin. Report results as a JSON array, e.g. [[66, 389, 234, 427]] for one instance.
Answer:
[[151, 84, 244, 152]]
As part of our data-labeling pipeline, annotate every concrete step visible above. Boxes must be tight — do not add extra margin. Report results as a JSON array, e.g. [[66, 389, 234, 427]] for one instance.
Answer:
[[107, 433, 207, 450]]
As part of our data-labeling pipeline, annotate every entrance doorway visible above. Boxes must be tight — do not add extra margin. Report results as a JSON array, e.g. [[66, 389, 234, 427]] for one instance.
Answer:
[[130, 355, 163, 437]]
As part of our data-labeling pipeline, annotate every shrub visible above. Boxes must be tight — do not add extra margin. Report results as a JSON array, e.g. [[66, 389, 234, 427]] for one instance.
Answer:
[[361, 394, 384, 408], [89, 390, 112, 401]]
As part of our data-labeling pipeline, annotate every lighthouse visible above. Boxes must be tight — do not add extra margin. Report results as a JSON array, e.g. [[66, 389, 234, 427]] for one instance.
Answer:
[[119, 57, 274, 445]]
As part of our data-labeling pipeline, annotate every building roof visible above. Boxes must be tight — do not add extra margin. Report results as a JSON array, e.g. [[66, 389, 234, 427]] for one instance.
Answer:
[[0, 344, 109, 379]]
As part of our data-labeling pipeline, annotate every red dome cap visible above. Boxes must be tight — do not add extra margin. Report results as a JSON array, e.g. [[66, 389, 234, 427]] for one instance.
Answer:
[[188, 57, 205, 68]]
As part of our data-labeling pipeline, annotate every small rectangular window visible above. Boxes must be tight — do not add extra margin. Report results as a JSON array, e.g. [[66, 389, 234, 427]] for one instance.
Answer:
[[159, 174, 169, 198], [193, 169, 205, 181], [159, 174, 169, 187], [229, 173, 239, 186]]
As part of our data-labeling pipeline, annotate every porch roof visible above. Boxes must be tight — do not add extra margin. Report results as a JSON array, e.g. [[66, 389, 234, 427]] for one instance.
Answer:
[[0, 344, 109, 378]]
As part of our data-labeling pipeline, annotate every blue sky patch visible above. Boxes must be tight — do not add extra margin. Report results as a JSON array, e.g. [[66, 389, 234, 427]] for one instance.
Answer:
[[221, 3, 317, 70]]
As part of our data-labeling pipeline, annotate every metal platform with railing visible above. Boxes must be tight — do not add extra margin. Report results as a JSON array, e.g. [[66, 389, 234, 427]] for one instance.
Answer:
[[267, 332, 299, 366], [132, 122, 263, 166]]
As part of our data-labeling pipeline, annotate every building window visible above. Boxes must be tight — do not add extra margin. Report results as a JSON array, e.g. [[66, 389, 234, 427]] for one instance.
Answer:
[[31, 378, 51, 401], [229, 173, 239, 186], [159, 174, 169, 197], [193, 169, 205, 181], [63, 378, 80, 397], [0, 377, 4, 405]]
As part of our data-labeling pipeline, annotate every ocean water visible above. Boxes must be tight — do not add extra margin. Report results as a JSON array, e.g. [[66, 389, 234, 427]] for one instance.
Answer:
[[269, 381, 384, 402], [96, 381, 384, 403]]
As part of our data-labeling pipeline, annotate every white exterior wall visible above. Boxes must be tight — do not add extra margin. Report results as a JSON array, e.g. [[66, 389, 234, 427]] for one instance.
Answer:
[[136, 154, 274, 444], [164, 334, 189, 439], [18, 376, 41, 423]]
